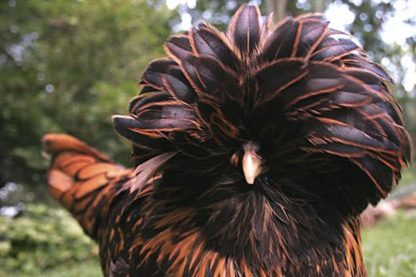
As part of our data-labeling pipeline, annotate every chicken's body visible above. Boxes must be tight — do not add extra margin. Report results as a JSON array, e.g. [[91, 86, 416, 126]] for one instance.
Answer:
[[44, 134, 365, 276], [44, 5, 411, 276]]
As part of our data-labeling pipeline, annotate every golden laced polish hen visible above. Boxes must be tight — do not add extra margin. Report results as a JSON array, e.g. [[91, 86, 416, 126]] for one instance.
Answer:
[[43, 4, 412, 276]]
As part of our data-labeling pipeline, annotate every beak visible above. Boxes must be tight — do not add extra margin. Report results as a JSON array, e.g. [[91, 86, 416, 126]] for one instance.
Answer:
[[242, 147, 263, 185]]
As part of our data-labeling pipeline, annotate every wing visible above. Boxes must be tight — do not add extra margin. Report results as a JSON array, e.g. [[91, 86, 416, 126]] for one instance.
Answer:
[[42, 133, 133, 239]]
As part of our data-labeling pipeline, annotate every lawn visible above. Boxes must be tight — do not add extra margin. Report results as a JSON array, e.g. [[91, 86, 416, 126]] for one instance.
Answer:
[[363, 211, 416, 277]]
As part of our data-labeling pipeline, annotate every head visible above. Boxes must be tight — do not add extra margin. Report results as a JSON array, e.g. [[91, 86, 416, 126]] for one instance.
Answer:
[[113, 5, 411, 215]]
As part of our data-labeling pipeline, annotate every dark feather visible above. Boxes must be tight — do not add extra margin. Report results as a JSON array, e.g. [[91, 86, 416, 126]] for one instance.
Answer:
[[191, 23, 238, 70], [228, 4, 261, 55], [261, 18, 298, 61]]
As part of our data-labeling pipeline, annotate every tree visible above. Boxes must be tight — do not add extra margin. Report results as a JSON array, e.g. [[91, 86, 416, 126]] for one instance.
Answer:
[[0, 0, 175, 199]]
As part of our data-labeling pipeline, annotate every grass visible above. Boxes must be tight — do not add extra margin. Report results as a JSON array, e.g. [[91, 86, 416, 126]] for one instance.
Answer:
[[400, 167, 416, 186], [363, 211, 416, 277]]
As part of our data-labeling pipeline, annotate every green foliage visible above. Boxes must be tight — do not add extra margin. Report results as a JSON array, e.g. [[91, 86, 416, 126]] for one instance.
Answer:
[[363, 211, 416, 277], [0, 0, 176, 196], [42, 260, 101, 277], [0, 203, 99, 276]]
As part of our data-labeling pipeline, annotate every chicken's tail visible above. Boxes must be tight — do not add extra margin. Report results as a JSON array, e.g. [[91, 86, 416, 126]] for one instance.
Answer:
[[42, 133, 132, 239]]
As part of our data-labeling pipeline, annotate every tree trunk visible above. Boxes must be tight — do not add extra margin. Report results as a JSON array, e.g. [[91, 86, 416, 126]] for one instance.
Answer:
[[313, 0, 325, 13], [266, 0, 288, 22]]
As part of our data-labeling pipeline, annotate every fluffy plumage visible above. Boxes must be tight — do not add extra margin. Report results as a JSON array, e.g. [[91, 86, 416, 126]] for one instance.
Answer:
[[44, 5, 411, 276]]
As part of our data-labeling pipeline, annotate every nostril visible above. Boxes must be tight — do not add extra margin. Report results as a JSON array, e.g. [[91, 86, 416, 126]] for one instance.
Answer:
[[230, 153, 240, 167]]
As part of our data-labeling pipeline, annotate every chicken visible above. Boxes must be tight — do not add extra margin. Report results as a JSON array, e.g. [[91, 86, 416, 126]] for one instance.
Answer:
[[43, 4, 412, 276]]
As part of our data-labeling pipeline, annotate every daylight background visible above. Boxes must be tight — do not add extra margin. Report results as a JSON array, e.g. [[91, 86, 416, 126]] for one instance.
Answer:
[[1, 0, 415, 276]]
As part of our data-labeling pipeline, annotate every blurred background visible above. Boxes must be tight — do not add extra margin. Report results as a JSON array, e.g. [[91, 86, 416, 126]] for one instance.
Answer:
[[0, 0, 415, 276]]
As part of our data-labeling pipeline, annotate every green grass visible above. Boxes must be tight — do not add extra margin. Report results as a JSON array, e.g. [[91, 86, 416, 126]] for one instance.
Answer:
[[400, 167, 416, 186], [363, 211, 416, 277]]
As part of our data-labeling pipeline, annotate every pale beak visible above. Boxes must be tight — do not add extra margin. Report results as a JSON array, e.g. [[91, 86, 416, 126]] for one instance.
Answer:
[[242, 148, 263, 185]]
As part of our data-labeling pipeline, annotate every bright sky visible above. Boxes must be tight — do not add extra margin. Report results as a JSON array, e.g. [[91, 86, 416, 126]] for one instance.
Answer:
[[165, 0, 416, 94]]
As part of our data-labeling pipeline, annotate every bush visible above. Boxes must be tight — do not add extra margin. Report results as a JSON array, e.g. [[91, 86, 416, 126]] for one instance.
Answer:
[[0, 203, 100, 276]]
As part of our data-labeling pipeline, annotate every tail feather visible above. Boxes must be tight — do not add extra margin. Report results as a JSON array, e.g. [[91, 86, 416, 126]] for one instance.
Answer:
[[43, 134, 133, 239]]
